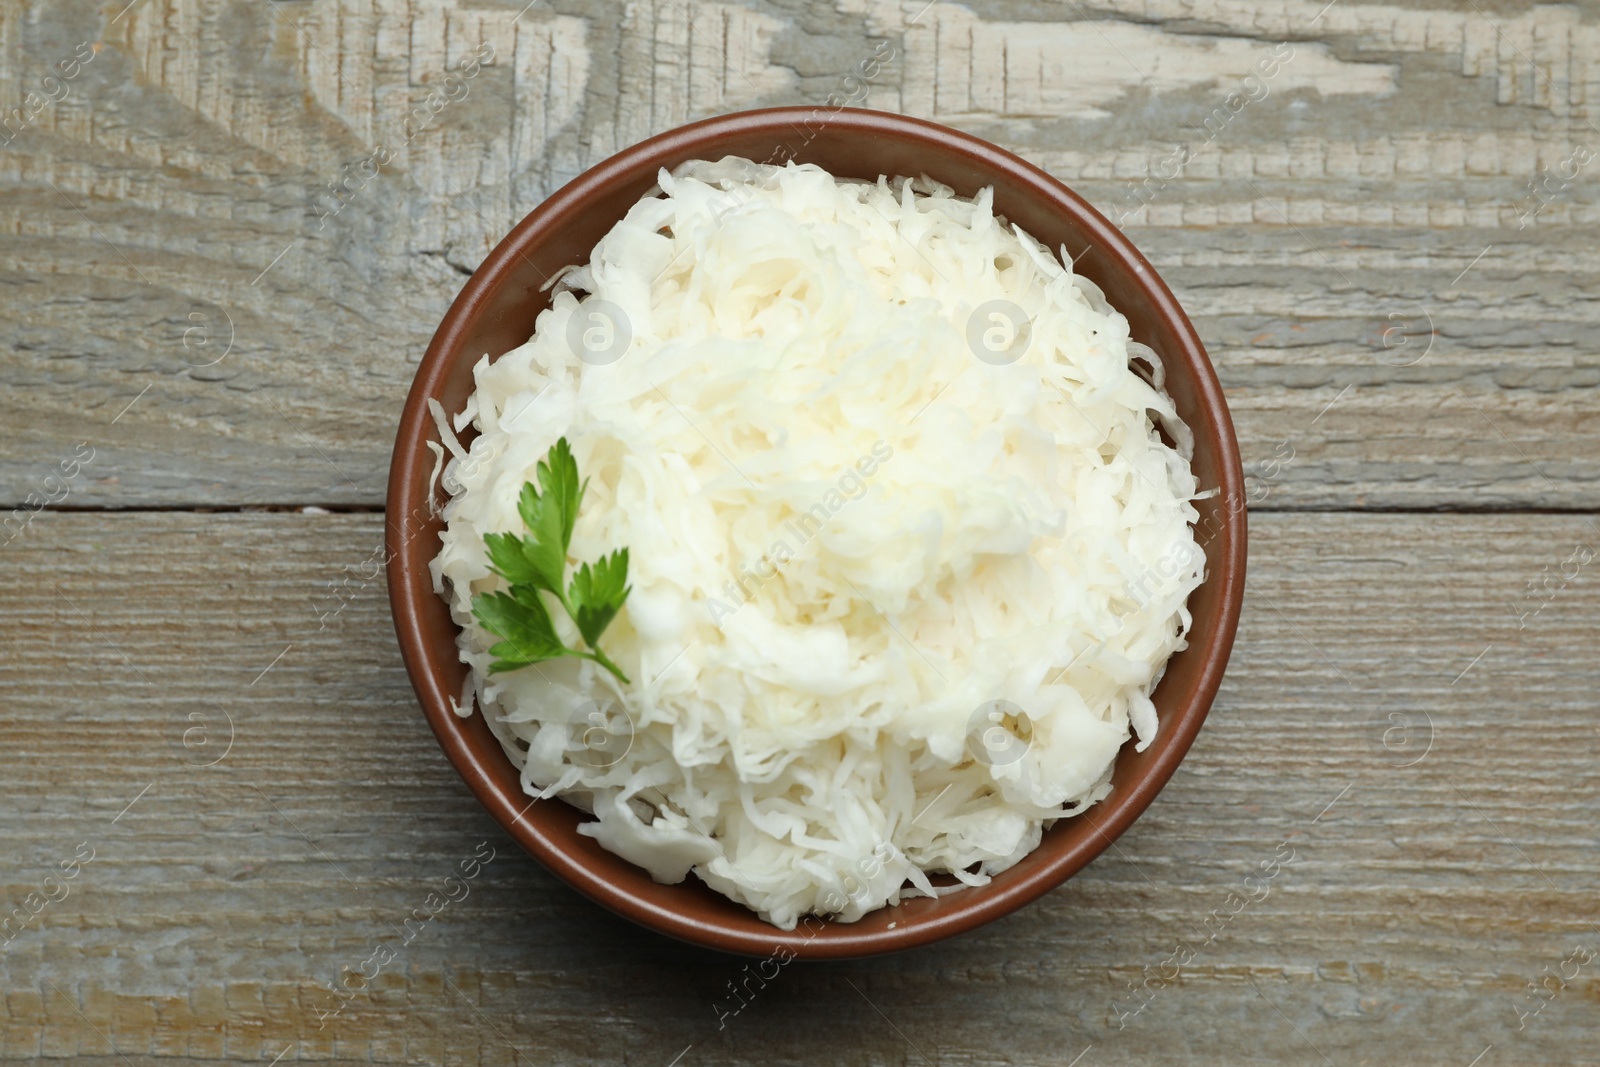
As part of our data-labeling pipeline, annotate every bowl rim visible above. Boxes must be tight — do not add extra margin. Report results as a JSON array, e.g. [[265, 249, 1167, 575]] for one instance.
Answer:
[[387, 105, 1246, 959]]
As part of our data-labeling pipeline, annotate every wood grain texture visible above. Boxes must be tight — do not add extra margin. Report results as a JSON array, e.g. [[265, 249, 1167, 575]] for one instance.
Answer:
[[2, 512, 1598, 1065], [4, 0, 1600, 1063], [1, 0, 1598, 507]]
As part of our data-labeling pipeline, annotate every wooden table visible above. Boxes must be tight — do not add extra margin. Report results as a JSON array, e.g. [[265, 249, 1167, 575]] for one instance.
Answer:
[[4, 0, 1597, 1063]]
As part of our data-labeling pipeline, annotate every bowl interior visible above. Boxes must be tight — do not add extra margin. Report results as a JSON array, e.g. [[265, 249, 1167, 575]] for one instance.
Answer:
[[387, 107, 1245, 959]]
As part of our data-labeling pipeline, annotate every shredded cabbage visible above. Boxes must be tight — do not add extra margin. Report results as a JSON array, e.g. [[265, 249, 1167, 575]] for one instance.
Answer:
[[429, 157, 1204, 929]]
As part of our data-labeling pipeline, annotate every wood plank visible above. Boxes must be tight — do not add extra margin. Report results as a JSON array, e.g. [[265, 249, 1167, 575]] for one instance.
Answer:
[[2, 510, 1597, 1063], [3, 0, 1599, 508]]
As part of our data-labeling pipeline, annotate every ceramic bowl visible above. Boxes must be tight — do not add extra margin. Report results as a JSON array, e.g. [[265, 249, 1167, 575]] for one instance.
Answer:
[[387, 107, 1246, 959]]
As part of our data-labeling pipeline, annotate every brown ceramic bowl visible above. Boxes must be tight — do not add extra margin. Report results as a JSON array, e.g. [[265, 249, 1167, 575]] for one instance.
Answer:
[[387, 107, 1245, 959]]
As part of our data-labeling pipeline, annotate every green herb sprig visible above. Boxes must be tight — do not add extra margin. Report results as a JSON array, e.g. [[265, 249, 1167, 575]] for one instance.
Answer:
[[472, 437, 632, 684]]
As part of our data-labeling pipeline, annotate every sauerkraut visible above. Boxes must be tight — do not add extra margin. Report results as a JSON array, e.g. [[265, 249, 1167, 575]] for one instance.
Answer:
[[429, 157, 1204, 929]]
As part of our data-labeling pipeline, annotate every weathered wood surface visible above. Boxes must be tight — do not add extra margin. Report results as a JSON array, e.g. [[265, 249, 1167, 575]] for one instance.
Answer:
[[3, 511, 1598, 1065], [2, 0, 1599, 508], [4, 0, 1600, 1063]]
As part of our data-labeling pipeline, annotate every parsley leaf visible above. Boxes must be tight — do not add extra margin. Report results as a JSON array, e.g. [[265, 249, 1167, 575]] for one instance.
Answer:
[[471, 437, 631, 684], [473, 589, 566, 672], [483, 532, 544, 588], [537, 436, 586, 552], [513, 480, 570, 596], [569, 548, 631, 649]]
